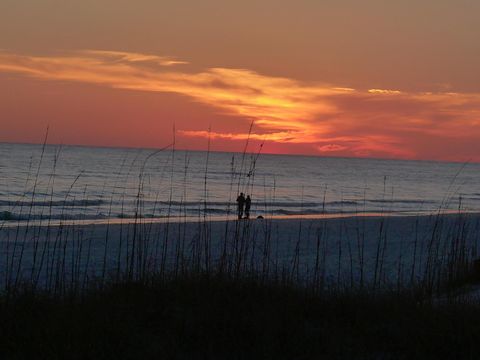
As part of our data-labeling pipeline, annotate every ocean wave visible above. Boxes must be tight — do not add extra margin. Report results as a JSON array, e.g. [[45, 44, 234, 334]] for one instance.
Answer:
[[0, 211, 108, 221], [0, 197, 439, 211], [142, 200, 356, 208], [366, 199, 437, 204], [116, 213, 167, 219], [275, 209, 324, 216], [0, 199, 105, 208], [273, 208, 377, 216]]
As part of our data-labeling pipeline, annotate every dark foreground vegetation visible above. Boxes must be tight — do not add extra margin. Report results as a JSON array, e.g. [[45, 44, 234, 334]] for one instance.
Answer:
[[1, 275, 479, 360]]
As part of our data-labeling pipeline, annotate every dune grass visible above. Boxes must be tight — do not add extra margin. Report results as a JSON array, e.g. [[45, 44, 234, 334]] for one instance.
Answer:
[[1, 275, 480, 359]]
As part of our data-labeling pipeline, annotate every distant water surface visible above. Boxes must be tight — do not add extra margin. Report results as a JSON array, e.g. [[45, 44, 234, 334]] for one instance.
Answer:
[[0, 143, 479, 222]]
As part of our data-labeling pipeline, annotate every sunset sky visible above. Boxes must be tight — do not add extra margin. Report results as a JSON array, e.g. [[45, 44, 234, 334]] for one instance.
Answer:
[[1, 0, 479, 161]]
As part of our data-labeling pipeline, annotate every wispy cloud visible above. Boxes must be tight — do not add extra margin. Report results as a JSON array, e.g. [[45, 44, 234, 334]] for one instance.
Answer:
[[1, 50, 480, 160], [368, 89, 402, 95], [79, 50, 189, 66]]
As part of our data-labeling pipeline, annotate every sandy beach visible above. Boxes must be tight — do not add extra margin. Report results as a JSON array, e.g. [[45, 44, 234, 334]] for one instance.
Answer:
[[1, 211, 478, 290]]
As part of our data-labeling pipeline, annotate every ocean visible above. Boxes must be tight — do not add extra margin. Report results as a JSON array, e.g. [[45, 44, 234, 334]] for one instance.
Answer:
[[0, 142, 479, 223]]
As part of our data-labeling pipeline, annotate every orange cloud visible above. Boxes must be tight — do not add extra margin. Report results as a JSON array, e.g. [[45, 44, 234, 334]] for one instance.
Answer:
[[368, 89, 402, 95], [317, 144, 348, 152], [1, 50, 480, 161], [80, 50, 189, 66]]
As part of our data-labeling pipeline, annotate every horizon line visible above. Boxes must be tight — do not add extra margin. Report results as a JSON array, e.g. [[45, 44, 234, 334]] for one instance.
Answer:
[[0, 140, 474, 166]]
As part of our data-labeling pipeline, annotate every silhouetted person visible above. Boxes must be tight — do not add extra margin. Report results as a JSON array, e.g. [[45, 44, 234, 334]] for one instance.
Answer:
[[245, 195, 251, 219], [236, 193, 245, 219]]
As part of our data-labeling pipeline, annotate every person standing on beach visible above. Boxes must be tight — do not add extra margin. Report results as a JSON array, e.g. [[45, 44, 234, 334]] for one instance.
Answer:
[[245, 195, 251, 219], [236, 193, 245, 219]]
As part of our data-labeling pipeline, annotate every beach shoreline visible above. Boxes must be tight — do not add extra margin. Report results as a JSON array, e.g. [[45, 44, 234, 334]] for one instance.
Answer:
[[1, 208, 478, 228]]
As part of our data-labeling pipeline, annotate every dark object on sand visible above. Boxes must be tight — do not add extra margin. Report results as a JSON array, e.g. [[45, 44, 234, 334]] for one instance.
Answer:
[[256, 215, 264, 219], [236, 193, 245, 219], [245, 195, 251, 219]]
